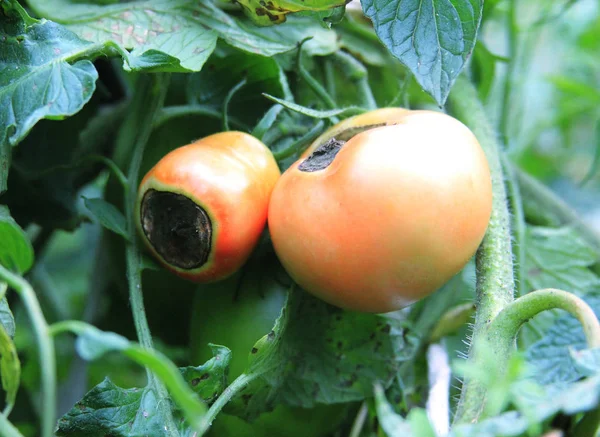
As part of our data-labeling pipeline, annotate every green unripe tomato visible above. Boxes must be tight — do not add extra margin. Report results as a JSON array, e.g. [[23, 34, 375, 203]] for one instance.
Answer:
[[190, 262, 348, 437]]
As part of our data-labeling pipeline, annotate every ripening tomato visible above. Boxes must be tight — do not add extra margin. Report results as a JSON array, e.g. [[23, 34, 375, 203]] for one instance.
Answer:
[[268, 109, 493, 313], [136, 132, 280, 282]]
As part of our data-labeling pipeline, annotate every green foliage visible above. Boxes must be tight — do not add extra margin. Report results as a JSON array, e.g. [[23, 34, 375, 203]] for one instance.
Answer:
[[1, 0, 600, 436], [361, 0, 483, 105], [0, 1, 98, 192], [0, 206, 33, 274]]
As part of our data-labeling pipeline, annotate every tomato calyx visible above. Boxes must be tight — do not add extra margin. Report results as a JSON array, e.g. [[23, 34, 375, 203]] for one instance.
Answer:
[[298, 138, 345, 172], [140, 189, 212, 270]]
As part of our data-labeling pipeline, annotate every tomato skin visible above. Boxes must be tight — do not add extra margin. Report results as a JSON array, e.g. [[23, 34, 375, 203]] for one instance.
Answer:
[[268, 110, 493, 313], [136, 132, 280, 283], [303, 107, 411, 158]]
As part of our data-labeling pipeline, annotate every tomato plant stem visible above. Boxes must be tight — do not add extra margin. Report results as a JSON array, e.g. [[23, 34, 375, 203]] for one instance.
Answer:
[[331, 51, 377, 110], [223, 78, 247, 131], [0, 412, 23, 437], [155, 105, 249, 131], [448, 76, 515, 424], [348, 402, 368, 437], [198, 373, 256, 435], [0, 265, 55, 437], [515, 167, 600, 254], [502, 155, 526, 297], [117, 73, 180, 436], [273, 120, 325, 161], [489, 288, 600, 349]]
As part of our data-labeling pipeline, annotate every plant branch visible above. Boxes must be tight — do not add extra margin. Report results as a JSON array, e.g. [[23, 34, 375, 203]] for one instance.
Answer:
[[273, 120, 325, 161], [155, 105, 249, 131], [0, 412, 24, 437], [115, 73, 178, 436], [348, 402, 368, 437], [488, 288, 600, 349], [448, 76, 515, 424], [0, 265, 55, 437], [331, 51, 377, 110], [502, 155, 526, 297], [197, 373, 256, 435]]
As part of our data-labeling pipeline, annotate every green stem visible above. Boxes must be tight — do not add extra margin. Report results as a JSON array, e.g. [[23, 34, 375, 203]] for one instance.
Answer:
[[223, 79, 247, 132], [515, 167, 600, 254], [348, 402, 368, 437], [124, 74, 169, 350], [499, 0, 518, 144], [155, 105, 248, 131], [118, 73, 178, 436], [323, 60, 337, 102], [251, 105, 284, 140], [502, 155, 526, 297], [488, 288, 600, 349], [331, 51, 377, 110], [0, 265, 55, 437], [448, 76, 515, 424], [273, 121, 325, 161], [197, 373, 256, 435], [296, 43, 338, 124], [0, 413, 24, 437]]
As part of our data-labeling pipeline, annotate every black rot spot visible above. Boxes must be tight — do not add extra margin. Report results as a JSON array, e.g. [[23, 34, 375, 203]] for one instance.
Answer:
[[251, 347, 259, 354]]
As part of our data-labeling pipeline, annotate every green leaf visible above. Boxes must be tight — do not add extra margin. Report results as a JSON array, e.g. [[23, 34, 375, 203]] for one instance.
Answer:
[[234, 0, 347, 26], [449, 411, 530, 437], [179, 344, 231, 404], [227, 285, 417, 420], [83, 197, 128, 239], [0, 292, 15, 339], [187, 51, 286, 110], [56, 378, 173, 437], [374, 384, 437, 437], [3, 98, 125, 230], [0, 3, 98, 149], [0, 320, 20, 416], [526, 226, 600, 294], [337, 17, 392, 67], [127, 29, 218, 73], [58, 323, 207, 435], [27, 0, 337, 64], [0, 281, 15, 338], [521, 226, 600, 347], [526, 292, 600, 386], [263, 95, 366, 119], [0, 206, 34, 274], [74, 325, 130, 360], [361, 0, 483, 105], [471, 41, 498, 102]]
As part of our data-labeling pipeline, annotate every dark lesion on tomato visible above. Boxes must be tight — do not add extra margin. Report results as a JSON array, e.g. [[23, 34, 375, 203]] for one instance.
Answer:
[[298, 138, 345, 172], [140, 189, 212, 270]]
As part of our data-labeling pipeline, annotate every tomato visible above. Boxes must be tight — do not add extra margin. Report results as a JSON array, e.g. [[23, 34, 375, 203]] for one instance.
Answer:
[[136, 132, 280, 283], [190, 266, 349, 437], [268, 109, 492, 313]]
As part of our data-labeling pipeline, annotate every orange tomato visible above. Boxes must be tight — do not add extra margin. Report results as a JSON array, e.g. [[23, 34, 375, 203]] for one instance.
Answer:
[[268, 109, 492, 313], [136, 132, 280, 282]]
